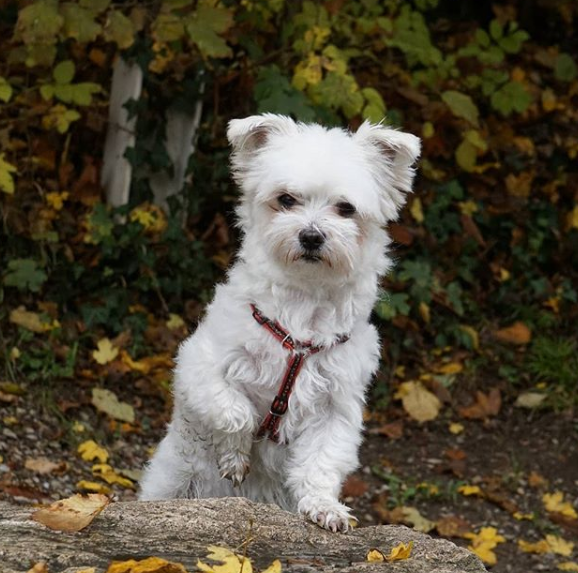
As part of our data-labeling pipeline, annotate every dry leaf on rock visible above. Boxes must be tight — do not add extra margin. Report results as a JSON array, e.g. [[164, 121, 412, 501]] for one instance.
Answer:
[[31, 493, 109, 532], [366, 548, 385, 562], [197, 545, 254, 573], [27, 564, 48, 573], [386, 541, 414, 561], [78, 440, 109, 463], [559, 562, 578, 571], [261, 560, 282, 573], [494, 321, 532, 345], [106, 556, 188, 573], [92, 388, 135, 423], [395, 381, 441, 422]]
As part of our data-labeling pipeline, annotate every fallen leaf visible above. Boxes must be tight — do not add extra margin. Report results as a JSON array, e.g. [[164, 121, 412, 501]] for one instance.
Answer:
[[458, 485, 483, 497], [436, 515, 471, 538], [458, 325, 480, 350], [436, 362, 463, 375], [197, 545, 254, 573], [374, 420, 404, 439], [77, 480, 112, 494], [494, 321, 532, 345], [92, 464, 135, 489], [410, 197, 424, 223], [518, 535, 574, 557], [166, 314, 185, 330], [515, 392, 546, 409], [528, 471, 548, 489], [341, 475, 369, 498], [32, 493, 109, 532], [543, 492, 578, 519], [449, 422, 464, 435], [395, 381, 442, 422], [459, 388, 501, 420], [9, 306, 58, 333], [559, 562, 578, 571], [25, 457, 64, 475], [464, 527, 505, 566], [386, 541, 413, 561], [78, 440, 109, 463], [513, 512, 534, 521], [261, 560, 282, 573], [92, 338, 119, 365], [400, 506, 436, 533], [106, 557, 188, 573], [366, 548, 385, 562], [27, 564, 48, 573], [518, 538, 550, 554], [92, 388, 135, 423]]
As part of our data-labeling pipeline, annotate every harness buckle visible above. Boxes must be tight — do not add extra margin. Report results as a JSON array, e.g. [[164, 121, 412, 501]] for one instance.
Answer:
[[270, 396, 289, 416]]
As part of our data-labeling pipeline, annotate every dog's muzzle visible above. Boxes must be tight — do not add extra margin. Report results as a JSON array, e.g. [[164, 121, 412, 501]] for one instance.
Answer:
[[298, 229, 325, 259]]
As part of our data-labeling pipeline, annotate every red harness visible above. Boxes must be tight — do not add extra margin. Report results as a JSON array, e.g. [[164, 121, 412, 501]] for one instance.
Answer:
[[250, 304, 349, 443]]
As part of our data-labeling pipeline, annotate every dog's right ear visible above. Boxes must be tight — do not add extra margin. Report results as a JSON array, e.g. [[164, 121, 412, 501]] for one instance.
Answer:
[[227, 114, 296, 154]]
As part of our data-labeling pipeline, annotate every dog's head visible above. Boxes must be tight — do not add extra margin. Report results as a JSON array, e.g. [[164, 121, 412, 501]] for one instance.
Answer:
[[227, 114, 420, 281]]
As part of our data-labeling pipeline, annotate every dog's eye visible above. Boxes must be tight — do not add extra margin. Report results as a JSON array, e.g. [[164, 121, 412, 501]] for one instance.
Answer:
[[278, 193, 297, 209], [336, 202, 356, 217]]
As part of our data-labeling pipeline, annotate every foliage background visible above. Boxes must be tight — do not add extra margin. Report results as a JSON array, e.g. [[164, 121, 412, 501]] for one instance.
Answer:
[[1, 0, 577, 412]]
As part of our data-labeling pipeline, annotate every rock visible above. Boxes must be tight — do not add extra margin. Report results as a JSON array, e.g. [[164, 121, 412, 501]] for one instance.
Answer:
[[0, 498, 487, 573]]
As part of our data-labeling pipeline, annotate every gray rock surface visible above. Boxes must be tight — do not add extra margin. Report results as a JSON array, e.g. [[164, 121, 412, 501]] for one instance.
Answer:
[[0, 498, 487, 573]]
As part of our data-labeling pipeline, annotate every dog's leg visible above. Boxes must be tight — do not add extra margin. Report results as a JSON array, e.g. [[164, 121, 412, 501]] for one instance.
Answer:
[[286, 401, 363, 533], [213, 429, 252, 486]]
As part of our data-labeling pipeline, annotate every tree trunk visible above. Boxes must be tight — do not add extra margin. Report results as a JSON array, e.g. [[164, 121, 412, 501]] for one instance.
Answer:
[[0, 498, 486, 573]]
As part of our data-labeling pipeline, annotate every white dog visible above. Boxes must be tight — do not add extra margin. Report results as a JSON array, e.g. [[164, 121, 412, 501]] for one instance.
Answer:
[[139, 114, 420, 532]]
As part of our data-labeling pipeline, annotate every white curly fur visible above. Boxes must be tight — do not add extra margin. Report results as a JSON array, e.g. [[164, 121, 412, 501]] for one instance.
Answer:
[[139, 114, 420, 533]]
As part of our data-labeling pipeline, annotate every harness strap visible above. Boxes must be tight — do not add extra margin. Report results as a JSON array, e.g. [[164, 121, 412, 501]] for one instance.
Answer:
[[250, 304, 349, 442]]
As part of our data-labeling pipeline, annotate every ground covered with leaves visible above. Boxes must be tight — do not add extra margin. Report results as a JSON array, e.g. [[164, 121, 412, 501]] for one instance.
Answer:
[[1, 0, 578, 572]]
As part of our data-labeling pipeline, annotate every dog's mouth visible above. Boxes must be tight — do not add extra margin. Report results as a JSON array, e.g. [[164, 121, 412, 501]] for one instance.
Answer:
[[300, 253, 322, 263]]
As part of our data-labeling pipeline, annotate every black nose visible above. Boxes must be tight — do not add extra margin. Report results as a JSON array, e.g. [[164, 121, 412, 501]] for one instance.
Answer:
[[299, 228, 325, 251]]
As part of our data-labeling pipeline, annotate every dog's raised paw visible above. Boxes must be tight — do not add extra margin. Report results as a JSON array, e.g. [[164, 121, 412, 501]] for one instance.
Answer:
[[300, 498, 353, 533], [218, 450, 250, 487]]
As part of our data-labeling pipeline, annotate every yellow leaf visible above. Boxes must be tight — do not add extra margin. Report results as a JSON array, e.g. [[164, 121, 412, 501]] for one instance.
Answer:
[[92, 388, 135, 423], [449, 422, 464, 435], [542, 88, 557, 112], [129, 203, 167, 234], [400, 506, 436, 533], [366, 548, 385, 562], [418, 302, 430, 323], [0, 152, 17, 195], [77, 480, 112, 494], [566, 205, 578, 231], [459, 325, 479, 351], [458, 485, 483, 497], [9, 306, 58, 333], [395, 381, 441, 423], [458, 200, 478, 216], [46, 191, 70, 211], [197, 545, 253, 573], [464, 527, 505, 566], [92, 338, 119, 365], [32, 493, 109, 532], [518, 539, 550, 554], [494, 321, 532, 345], [106, 556, 187, 573], [166, 314, 185, 330], [422, 122, 435, 138], [92, 463, 135, 489], [410, 197, 424, 223], [559, 562, 578, 571], [78, 440, 109, 463], [386, 541, 413, 561], [261, 560, 282, 573], [512, 512, 533, 521], [543, 492, 578, 519], [546, 535, 575, 557], [436, 362, 463, 375]]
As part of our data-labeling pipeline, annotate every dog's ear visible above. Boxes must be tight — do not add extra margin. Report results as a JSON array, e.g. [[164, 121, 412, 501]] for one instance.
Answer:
[[354, 122, 421, 222], [227, 114, 297, 154]]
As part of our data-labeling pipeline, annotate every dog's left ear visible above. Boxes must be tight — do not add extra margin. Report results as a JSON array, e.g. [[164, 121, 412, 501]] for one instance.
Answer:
[[354, 122, 421, 221]]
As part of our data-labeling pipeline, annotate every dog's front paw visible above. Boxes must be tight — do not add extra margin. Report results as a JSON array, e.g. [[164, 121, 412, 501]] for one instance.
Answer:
[[298, 496, 354, 533], [218, 448, 250, 487]]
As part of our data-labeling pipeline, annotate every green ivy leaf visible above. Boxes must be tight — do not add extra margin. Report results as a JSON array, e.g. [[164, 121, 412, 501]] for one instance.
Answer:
[[0, 153, 17, 195], [53, 60, 75, 84], [441, 90, 479, 126], [80, 0, 111, 14], [103, 10, 136, 50], [0, 77, 13, 103], [185, 5, 234, 58], [361, 87, 386, 123], [375, 293, 410, 321], [254, 65, 316, 122], [491, 81, 531, 116], [60, 3, 102, 43], [554, 53, 577, 82], [16, 0, 63, 45], [152, 13, 185, 43], [4, 259, 47, 293]]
